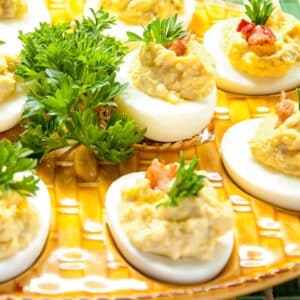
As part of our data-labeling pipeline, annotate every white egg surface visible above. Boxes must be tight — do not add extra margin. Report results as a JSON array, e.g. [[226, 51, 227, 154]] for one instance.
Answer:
[[0, 32, 22, 57], [0, 0, 50, 43], [84, 0, 195, 41], [0, 177, 51, 283], [0, 85, 26, 132], [221, 118, 300, 211], [116, 50, 217, 142], [105, 172, 234, 284], [203, 19, 300, 95]]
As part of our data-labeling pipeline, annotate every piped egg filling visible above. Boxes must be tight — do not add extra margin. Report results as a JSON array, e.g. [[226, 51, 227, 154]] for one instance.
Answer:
[[84, 0, 195, 42], [0, 191, 39, 259], [249, 96, 300, 177], [0, 53, 26, 132], [130, 35, 215, 104], [102, 0, 184, 26], [0, 54, 18, 102], [0, 0, 27, 19]]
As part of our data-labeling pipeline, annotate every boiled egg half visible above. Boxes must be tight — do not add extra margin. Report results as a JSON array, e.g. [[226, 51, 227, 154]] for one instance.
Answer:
[[115, 50, 217, 142], [105, 172, 234, 284], [84, 0, 195, 41], [203, 19, 300, 95], [221, 118, 300, 211], [0, 176, 51, 283]]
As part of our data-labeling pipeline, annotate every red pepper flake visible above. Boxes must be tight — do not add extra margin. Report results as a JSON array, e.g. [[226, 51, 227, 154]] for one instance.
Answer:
[[237, 18, 255, 38]]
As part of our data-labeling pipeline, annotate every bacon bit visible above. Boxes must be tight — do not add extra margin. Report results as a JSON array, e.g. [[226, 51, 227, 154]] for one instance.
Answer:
[[247, 25, 276, 46], [146, 159, 178, 189], [275, 90, 294, 128], [169, 32, 191, 56]]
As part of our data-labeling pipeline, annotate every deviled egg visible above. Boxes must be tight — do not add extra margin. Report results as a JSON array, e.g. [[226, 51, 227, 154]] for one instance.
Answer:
[[84, 0, 195, 41], [203, 0, 300, 95], [106, 156, 234, 284], [221, 92, 300, 210], [0, 140, 51, 282], [116, 16, 217, 142], [0, 53, 26, 132]]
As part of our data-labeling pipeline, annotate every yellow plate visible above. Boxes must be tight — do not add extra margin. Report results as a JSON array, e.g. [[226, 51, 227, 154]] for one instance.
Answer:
[[1, 1, 300, 299]]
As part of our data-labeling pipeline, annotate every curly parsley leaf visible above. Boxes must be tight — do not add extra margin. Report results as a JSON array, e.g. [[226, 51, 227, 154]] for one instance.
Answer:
[[127, 15, 186, 44], [16, 9, 144, 162], [158, 154, 206, 208], [65, 110, 145, 162], [245, 0, 274, 25], [0, 140, 38, 197]]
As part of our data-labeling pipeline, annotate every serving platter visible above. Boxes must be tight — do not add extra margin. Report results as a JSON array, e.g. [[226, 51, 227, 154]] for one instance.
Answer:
[[0, 1, 300, 299]]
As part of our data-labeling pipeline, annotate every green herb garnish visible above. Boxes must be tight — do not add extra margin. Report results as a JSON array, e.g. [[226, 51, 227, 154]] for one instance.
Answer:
[[0, 40, 5, 45], [158, 154, 206, 208], [16, 9, 144, 162], [297, 88, 300, 110], [245, 0, 274, 25], [0, 140, 38, 197], [127, 15, 186, 45]]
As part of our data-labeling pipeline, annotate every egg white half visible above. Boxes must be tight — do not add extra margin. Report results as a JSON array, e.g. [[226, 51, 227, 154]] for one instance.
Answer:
[[203, 19, 300, 95], [0, 177, 51, 283], [105, 172, 234, 284], [0, 0, 50, 56], [84, 0, 195, 41], [221, 118, 300, 211], [116, 50, 217, 142], [0, 85, 26, 132]]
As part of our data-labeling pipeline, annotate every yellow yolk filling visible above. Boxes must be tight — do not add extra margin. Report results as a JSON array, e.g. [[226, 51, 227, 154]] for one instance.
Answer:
[[130, 36, 215, 104], [0, 191, 39, 259], [0, 0, 27, 19], [223, 9, 300, 77], [250, 102, 300, 177], [101, 0, 184, 25], [0, 55, 18, 103]]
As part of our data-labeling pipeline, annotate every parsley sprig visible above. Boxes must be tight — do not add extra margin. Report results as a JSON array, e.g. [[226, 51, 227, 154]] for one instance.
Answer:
[[127, 15, 186, 45], [0, 140, 38, 197], [159, 154, 206, 207], [245, 0, 274, 25], [297, 88, 300, 110], [16, 9, 144, 162]]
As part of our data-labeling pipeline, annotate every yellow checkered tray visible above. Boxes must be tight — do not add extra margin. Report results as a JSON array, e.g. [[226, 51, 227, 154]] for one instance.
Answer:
[[1, 1, 300, 299]]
